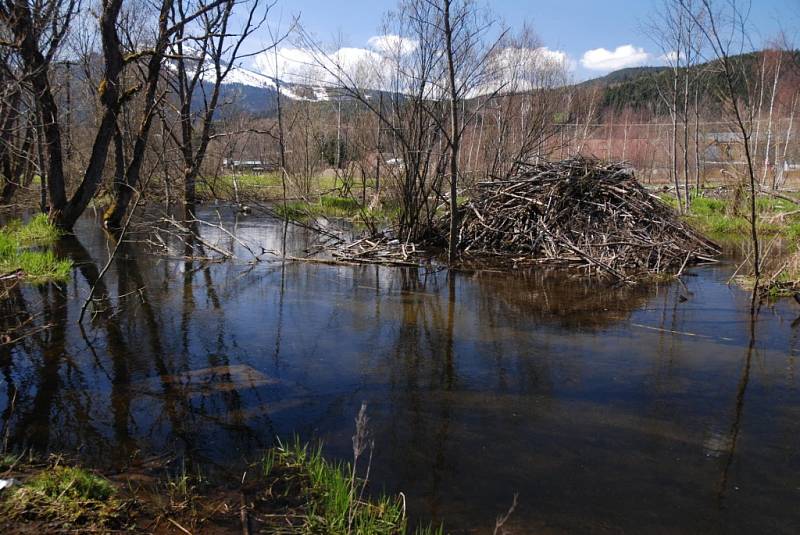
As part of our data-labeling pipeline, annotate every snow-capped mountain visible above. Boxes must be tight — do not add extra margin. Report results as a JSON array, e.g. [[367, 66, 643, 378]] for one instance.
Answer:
[[214, 64, 338, 115]]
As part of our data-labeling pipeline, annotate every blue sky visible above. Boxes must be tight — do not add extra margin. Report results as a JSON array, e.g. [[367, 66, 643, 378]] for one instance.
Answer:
[[255, 0, 798, 81]]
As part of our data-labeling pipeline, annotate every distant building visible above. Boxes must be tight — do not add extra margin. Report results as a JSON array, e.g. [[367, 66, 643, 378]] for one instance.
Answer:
[[382, 156, 404, 167], [223, 159, 277, 173]]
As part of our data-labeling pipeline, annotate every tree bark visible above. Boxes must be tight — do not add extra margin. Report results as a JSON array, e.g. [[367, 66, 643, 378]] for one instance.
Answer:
[[9, 0, 68, 212], [103, 0, 174, 229], [443, 0, 460, 264], [56, 0, 125, 230]]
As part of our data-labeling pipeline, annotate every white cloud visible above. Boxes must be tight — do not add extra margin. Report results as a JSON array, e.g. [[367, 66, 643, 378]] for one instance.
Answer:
[[479, 46, 572, 95], [253, 41, 397, 89], [252, 34, 418, 88], [580, 45, 650, 71], [660, 50, 679, 64], [537, 47, 576, 72], [492, 47, 570, 74], [252, 38, 572, 97], [367, 34, 418, 56], [253, 47, 322, 85]]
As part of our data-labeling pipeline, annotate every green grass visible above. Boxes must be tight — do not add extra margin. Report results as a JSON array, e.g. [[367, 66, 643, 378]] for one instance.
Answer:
[[1, 465, 124, 527], [686, 196, 726, 216], [661, 192, 800, 297], [267, 438, 444, 535], [274, 196, 363, 220], [660, 193, 800, 244], [274, 201, 310, 220], [755, 196, 797, 213], [198, 173, 381, 201], [275, 195, 399, 226], [0, 214, 71, 283], [3, 213, 62, 244], [321, 195, 362, 212], [786, 221, 800, 241], [196, 173, 283, 200], [0, 453, 23, 471]]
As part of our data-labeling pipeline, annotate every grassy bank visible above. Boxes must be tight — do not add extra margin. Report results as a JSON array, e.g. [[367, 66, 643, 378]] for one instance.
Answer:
[[263, 440, 442, 535], [197, 174, 397, 227], [275, 195, 398, 224], [659, 194, 800, 244], [0, 214, 71, 284], [0, 443, 444, 535], [659, 192, 800, 296], [198, 173, 379, 202], [198, 172, 285, 199], [0, 459, 126, 531]]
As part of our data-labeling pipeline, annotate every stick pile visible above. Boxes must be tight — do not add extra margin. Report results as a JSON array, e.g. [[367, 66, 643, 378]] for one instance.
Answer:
[[456, 158, 720, 279], [331, 236, 422, 267]]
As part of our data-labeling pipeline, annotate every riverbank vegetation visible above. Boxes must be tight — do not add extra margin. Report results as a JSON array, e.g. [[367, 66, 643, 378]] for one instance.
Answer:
[[1, 460, 126, 531], [0, 215, 70, 284], [659, 193, 800, 242], [1, 405, 442, 534], [656, 190, 800, 296], [0, 441, 443, 534]]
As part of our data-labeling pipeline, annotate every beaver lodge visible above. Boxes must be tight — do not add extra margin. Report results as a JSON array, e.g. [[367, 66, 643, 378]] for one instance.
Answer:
[[455, 157, 720, 281]]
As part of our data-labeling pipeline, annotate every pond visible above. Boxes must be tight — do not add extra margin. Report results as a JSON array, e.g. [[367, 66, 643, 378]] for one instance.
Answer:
[[1, 208, 799, 533]]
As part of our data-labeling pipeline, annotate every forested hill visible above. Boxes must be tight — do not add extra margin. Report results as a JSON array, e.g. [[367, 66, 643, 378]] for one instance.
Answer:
[[584, 49, 799, 114], [578, 66, 670, 88]]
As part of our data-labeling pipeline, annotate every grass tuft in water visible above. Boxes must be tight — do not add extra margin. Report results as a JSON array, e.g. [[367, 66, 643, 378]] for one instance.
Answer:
[[414, 524, 446, 535], [274, 195, 399, 233], [0, 214, 71, 283], [2, 465, 125, 528], [0, 453, 23, 471], [7, 213, 62, 244], [265, 437, 410, 534], [161, 458, 207, 518], [275, 195, 365, 220], [321, 195, 362, 212]]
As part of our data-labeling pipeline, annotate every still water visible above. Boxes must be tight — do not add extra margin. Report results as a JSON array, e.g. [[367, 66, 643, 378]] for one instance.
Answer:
[[2, 209, 800, 533]]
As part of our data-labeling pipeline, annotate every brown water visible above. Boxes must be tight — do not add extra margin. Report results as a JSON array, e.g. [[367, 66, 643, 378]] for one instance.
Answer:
[[2, 208, 800, 533]]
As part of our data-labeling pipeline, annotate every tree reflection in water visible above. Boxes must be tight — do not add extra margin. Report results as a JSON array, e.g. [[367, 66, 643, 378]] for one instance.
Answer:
[[0, 211, 799, 533]]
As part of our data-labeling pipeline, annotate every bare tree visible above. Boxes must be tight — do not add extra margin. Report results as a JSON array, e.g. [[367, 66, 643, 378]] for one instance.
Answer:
[[161, 0, 272, 219], [682, 0, 762, 299], [0, 88, 35, 204], [102, 0, 175, 229], [761, 47, 783, 188], [268, 20, 290, 212], [297, 1, 449, 241], [477, 26, 569, 180], [0, 0, 89, 229], [298, 0, 507, 259], [650, 0, 690, 212]]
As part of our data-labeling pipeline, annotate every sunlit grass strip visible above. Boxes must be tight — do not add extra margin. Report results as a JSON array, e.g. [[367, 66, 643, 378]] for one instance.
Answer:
[[274, 197, 362, 220], [0, 214, 71, 283], [660, 194, 800, 244]]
